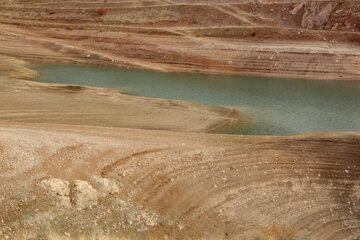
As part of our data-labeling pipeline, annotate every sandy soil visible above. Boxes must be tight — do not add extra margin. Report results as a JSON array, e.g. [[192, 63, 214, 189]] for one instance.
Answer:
[[0, 0, 359, 80], [0, 122, 359, 240]]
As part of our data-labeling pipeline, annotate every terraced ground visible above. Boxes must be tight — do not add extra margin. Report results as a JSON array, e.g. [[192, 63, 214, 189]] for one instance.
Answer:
[[0, 123, 359, 240], [0, 0, 359, 79]]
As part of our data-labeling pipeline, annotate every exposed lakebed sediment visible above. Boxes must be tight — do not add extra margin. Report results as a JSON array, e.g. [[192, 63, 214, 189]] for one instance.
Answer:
[[0, 123, 359, 239]]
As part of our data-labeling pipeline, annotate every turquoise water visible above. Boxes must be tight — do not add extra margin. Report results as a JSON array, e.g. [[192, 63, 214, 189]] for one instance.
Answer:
[[35, 65, 360, 136]]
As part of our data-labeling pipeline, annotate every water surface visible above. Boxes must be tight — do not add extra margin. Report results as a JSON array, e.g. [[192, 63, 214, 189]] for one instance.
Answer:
[[35, 65, 360, 136]]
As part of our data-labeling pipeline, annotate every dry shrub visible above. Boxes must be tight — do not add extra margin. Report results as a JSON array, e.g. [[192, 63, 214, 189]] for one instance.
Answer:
[[261, 224, 298, 240], [96, 7, 107, 16]]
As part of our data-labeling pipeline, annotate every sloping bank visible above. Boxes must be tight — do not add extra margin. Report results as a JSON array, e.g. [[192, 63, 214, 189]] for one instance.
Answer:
[[0, 123, 359, 240], [0, 55, 239, 133]]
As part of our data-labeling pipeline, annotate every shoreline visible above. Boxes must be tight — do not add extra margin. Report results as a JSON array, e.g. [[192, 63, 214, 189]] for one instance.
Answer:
[[0, 54, 239, 134], [34, 60, 360, 82]]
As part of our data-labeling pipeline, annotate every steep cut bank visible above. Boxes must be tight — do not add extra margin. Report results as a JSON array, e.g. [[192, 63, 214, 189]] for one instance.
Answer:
[[0, 0, 359, 80], [0, 123, 359, 240]]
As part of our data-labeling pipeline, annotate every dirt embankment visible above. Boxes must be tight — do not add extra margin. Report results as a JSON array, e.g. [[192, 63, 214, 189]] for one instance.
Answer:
[[0, 0, 359, 80], [0, 123, 359, 240]]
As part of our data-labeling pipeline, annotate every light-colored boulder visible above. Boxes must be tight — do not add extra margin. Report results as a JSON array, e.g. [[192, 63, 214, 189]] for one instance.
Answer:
[[38, 178, 71, 208], [72, 180, 99, 209]]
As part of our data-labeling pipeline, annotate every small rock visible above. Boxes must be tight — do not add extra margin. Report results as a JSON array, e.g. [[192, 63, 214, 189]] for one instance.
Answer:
[[178, 223, 184, 231]]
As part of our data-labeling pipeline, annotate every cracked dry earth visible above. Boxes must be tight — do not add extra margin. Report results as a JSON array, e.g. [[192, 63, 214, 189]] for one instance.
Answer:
[[0, 123, 359, 240]]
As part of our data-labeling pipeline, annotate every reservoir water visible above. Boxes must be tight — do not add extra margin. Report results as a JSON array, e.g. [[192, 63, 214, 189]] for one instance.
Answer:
[[35, 65, 360, 136]]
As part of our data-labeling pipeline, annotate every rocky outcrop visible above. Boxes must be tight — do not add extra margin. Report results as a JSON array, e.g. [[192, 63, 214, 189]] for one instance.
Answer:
[[301, 2, 336, 30], [39, 177, 123, 209], [32, 176, 161, 238]]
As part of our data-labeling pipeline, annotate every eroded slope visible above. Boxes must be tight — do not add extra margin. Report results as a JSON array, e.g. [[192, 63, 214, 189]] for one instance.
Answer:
[[0, 123, 359, 239]]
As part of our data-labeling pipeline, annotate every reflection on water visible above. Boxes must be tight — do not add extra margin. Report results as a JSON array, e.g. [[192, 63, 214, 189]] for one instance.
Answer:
[[35, 65, 360, 136]]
